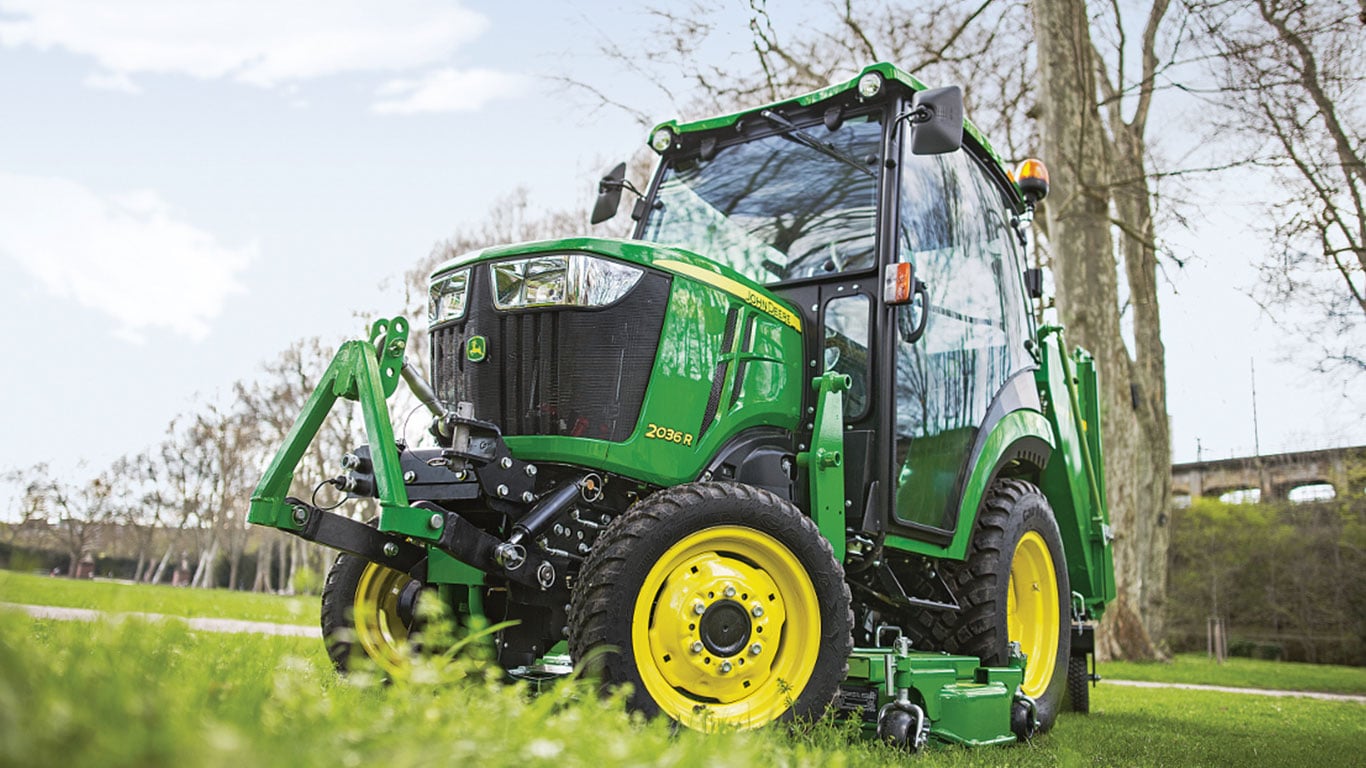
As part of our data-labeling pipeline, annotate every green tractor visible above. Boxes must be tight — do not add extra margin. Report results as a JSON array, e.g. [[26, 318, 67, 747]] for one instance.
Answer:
[[248, 62, 1114, 749]]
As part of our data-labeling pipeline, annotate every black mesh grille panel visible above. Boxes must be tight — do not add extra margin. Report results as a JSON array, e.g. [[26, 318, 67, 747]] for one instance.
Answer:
[[431, 265, 670, 442]]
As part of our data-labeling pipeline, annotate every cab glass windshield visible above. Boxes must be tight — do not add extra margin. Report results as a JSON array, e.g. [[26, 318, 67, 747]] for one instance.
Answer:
[[640, 113, 883, 284]]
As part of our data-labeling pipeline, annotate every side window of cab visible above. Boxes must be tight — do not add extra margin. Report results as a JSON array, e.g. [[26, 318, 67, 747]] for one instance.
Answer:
[[891, 148, 1029, 530]]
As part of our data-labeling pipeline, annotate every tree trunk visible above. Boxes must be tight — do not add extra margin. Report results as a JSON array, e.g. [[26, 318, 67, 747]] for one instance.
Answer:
[[150, 543, 174, 584], [192, 540, 218, 589], [1033, 0, 1166, 659], [227, 540, 241, 591], [252, 539, 274, 593]]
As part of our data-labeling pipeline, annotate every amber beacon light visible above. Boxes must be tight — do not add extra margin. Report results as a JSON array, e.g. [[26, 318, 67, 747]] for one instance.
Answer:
[[1015, 158, 1050, 205]]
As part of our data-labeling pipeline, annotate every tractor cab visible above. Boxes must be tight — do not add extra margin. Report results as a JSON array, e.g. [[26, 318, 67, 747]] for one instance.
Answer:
[[606, 64, 1041, 554]]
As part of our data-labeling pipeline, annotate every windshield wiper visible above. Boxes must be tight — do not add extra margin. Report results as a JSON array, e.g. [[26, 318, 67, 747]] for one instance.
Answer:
[[759, 110, 876, 179]]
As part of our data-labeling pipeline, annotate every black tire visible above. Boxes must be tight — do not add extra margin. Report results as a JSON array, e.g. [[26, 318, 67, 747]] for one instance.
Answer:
[[933, 479, 1071, 732], [569, 481, 853, 730], [321, 551, 422, 677], [878, 708, 914, 747], [1065, 654, 1091, 713]]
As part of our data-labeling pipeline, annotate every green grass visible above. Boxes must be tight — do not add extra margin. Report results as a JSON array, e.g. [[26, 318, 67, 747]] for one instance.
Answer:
[[1103, 653, 1366, 696], [1, 610, 1362, 768], [0, 570, 316, 626]]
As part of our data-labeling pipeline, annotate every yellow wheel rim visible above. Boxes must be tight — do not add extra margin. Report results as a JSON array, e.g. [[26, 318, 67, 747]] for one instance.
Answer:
[[353, 562, 414, 678], [630, 525, 821, 730], [1007, 530, 1061, 697]]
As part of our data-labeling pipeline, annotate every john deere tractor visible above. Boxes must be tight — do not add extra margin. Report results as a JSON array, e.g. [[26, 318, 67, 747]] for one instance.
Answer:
[[248, 62, 1114, 749]]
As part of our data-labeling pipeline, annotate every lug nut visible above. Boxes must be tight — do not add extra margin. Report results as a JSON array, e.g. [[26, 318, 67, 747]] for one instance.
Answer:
[[693, 602, 706, 615], [500, 457, 513, 470], [522, 491, 535, 503], [723, 585, 736, 598], [383, 542, 399, 558], [690, 641, 703, 654], [429, 513, 443, 529], [497, 484, 510, 497], [719, 661, 733, 673], [750, 643, 762, 655], [525, 464, 537, 477], [752, 605, 764, 617]]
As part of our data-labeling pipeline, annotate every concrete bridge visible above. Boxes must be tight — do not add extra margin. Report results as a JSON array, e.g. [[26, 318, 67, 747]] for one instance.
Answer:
[[1171, 445, 1366, 503]]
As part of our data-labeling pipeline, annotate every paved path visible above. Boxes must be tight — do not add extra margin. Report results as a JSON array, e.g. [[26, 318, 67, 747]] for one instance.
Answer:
[[2, 602, 321, 638], [1103, 678, 1366, 703]]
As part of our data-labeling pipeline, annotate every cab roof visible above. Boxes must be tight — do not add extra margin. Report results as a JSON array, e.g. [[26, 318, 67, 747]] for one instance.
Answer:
[[648, 62, 1010, 186]]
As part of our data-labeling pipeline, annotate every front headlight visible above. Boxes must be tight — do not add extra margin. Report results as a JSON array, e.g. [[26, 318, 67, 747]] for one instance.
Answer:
[[491, 253, 643, 310], [429, 267, 470, 324]]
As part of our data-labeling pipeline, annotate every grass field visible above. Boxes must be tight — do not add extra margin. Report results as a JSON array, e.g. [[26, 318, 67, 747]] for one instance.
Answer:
[[0, 570, 315, 626], [1103, 654, 1366, 696], [1, 606, 1362, 768]]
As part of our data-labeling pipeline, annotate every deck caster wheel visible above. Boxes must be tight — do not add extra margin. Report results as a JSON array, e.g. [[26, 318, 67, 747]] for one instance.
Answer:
[[877, 701, 927, 751], [1011, 694, 1039, 741]]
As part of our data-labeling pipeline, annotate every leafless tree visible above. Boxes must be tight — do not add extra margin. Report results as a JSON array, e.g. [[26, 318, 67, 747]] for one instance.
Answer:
[[1190, 0, 1365, 374], [19, 464, 116, 577]]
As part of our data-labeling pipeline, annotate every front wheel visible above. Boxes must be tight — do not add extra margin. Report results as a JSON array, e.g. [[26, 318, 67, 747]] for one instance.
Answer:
[[569, 482, 852, 730], [321, 552, 423, 678]]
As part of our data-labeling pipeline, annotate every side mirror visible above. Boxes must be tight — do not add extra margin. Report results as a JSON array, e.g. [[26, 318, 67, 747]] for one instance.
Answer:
[[590, 162, 628, 224], [908, 86, 964, 156]]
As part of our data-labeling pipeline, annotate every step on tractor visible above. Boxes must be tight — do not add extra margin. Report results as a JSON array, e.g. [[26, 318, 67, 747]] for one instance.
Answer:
[[249, 62, 1114, 750]]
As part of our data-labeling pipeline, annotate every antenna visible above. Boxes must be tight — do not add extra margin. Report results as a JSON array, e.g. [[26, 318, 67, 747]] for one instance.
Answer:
[[1250, 358, 1262, 459], [1251, 358, 1266, 501]]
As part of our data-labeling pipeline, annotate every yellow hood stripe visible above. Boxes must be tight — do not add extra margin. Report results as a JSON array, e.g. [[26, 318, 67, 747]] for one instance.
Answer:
[[657, 259, 802, 332]]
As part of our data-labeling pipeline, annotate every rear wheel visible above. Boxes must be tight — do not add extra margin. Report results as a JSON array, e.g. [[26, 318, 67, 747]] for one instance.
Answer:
[[569, 482, 852, 730], [1065, 654, 1091, 713], [941, 479, 1071, 731], [321, 552, 423, 678]]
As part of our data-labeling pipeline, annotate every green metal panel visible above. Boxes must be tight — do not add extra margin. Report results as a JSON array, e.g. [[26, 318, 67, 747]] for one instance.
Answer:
[[427, 548, 484, 586], [797, 372, 851, 562], [883, 409, 1055, 561], [1035, 328, 1115, 617], [843, 648, 1024, 747]]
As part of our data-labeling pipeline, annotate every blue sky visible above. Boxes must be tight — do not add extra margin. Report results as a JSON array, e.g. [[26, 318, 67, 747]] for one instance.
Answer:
[[0, 0, 1361, 511]]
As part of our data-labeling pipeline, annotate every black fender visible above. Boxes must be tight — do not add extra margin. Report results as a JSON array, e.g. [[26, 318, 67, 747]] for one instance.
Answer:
[[701, 427, 797, 501]]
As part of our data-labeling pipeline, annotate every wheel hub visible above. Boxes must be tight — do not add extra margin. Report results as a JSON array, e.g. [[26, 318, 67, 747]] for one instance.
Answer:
[[699, 600, 752, 658], [396, 578, 423, 627]]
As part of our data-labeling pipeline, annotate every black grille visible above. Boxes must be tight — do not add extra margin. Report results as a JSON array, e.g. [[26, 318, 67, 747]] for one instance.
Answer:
[[431, 264, 670, 442]]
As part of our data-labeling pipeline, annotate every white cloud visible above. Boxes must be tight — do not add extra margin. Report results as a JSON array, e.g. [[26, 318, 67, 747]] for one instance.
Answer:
[[82, 70, 140, 94], [0, 0, 492, 87], [0, 173, 254, 342], [372, 67, 528, 114]]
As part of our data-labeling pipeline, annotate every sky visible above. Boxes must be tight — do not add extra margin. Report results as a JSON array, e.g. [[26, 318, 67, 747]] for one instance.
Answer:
[[0, 0, 1362, 515]]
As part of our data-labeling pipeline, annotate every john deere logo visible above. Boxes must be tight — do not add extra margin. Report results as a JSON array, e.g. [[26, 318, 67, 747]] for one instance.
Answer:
[[466, 335, 487, 362]]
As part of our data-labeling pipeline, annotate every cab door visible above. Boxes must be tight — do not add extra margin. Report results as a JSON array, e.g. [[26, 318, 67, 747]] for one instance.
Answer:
[[888, 148, 1032, 535]]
